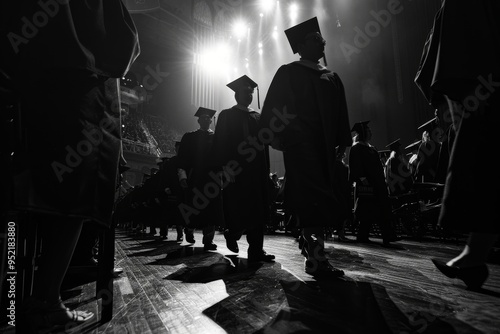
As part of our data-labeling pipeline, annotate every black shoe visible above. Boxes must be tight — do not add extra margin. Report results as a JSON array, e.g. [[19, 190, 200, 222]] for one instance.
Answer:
[[431, 259, 489, 290], [224, 231, 239, 253], [185, 234, 195, 244], [337, 235, 355, 243], [248, 251, 275, 263], [203, 243, 218, 251], [356, 237, 374, 244], [305, 259, 344, 277], [113, 267, 124, 278], [298, 235, 305, 249]]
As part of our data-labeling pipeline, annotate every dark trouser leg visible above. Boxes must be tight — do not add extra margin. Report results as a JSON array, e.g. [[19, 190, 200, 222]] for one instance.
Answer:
[[246, 224, 264, 257], [301, 227, 327, 262], [357, 218, 372, 240], [33, 215, 84, 304], [184, 227, 195, 243], [202, 225, 216, 245]]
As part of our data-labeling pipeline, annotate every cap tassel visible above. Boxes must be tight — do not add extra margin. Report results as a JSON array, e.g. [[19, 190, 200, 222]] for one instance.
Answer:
[[257, 86, 261, 109], [323, 55, 328, 67]]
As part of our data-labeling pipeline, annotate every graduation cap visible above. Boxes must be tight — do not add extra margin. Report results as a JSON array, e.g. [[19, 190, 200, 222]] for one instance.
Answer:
[[194, 107, 216, 118], [285, 17, 322, 54], [385, 138, 401, 151], [351, 120, 370, 133], [227, 75, 260, 108], [417, 117, 438, 132], [405, 140, 422, 151]]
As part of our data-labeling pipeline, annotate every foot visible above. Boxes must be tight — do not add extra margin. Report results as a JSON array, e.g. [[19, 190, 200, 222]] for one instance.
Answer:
[[337, 235, 355, 242], [305, 259, 344, 277], [185, 234, 195, 244], [224, 231, 239, 253], [431, 259, 489, 290], [113, 267, 124, 277], [248, 251, 275, 263], [22, 299, 94, 330], [203, 243, 218, 251], [356, 237, 374, 243]]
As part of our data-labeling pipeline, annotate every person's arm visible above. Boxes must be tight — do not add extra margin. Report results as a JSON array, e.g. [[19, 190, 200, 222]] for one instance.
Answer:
[[260, 65, 294, 151]]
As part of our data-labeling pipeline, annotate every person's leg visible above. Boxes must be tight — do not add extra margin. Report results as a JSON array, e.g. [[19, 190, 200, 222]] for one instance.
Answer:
[[184, 227, 195, 243], [33, 215, 83, 304], [175, 224, 184, 241], [247, 224, 274, 262], [22, 214, 93, 330], [224, 227, 242, 253], [447, 233, 499, 267], [302, 227, 343, 276], [202, 225, 217, 250]]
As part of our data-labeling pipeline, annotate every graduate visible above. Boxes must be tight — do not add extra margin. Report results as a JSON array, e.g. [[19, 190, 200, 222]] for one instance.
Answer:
[[177, 107, 221, 251], [211, 75, 275, 263], [260, 17, 352, 276]]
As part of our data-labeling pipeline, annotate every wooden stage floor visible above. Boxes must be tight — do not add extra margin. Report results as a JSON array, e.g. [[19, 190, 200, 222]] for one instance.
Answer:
[[54, 229, 500, 333]]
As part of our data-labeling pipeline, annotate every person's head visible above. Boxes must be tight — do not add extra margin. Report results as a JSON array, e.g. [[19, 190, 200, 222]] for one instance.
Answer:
[[235, 86, 254, 107], [285, 17, 325, 63], [351, 121, 371, 142], [298, 32, 326, 62], [227, 75, 258, 108], [197, 114, 212, 130], [194, 107, 216, 130]]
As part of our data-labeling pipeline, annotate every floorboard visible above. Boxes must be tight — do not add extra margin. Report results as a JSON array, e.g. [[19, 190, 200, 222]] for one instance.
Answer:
[[8, 227, 500, 334]]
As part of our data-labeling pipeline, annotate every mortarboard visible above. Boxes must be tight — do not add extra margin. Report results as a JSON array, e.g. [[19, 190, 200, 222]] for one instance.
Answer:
[[285, 17, 322, 54], [227, 75, 260, 108], [385, 138, 401, 151], [194, 107, 216, 118], [351, 120, 370, 133], [405, 140, 422, 151], [417, 117, 438, 131], [227, 75, 257, 92]]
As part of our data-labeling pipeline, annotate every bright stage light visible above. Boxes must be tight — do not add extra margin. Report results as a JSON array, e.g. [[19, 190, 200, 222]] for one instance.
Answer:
[[232, 20, 248, 39], [258, 42, 263, 48], [198, 42, 233, 74], [259, 49, 263, 56], [260, 0, 274, 12], [289, 3, 298, 21]]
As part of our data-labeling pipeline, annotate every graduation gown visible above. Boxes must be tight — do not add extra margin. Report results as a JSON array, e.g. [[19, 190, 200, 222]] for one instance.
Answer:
[[348, 142, 390, 222], [211, 106, 270, 230], [414, 0, 500, 233], [3, 0, 140, 227], [177, 129, 223, 228], [260, 61, 352, 228]]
